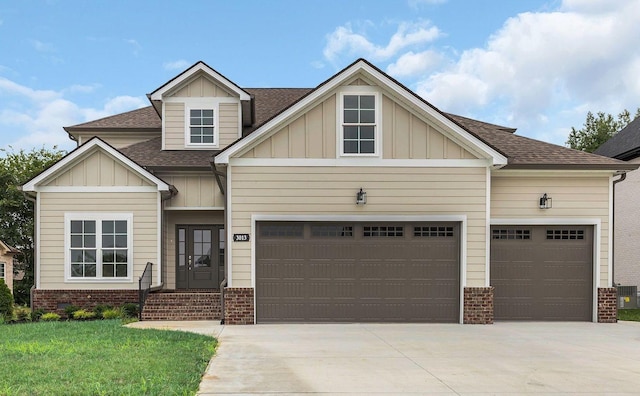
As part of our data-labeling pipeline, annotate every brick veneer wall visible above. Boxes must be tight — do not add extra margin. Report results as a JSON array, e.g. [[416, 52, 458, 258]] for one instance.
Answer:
[[33, 289, 139, 317], [598, 287, 617, 323], [463, 286, 494, 324], [224, 287, 254, 325]]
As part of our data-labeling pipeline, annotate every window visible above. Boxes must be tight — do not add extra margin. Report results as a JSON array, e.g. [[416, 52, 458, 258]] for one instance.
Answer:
[[546, 229, 584, 240], [189, 108, 215, 144], [363, 226, 404, 237], [311, 225, 354, 237], [65, 213, 132, 281], [414, 226, 454, 237], [0, 262, 4, 280], [340, 91, 378, 155], [492, 229, 531, 240]]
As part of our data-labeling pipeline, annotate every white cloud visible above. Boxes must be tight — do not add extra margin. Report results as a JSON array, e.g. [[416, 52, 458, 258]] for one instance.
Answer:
[[386, 50, 444, 78], [310, 60, 325, 69], [125, 39, 141, 56], [323, 21, 441, 64], [0, 78, 146, 152], [408, 0, 447, 9], [163, 60, 191, 71], [30, 39, 56, 53]]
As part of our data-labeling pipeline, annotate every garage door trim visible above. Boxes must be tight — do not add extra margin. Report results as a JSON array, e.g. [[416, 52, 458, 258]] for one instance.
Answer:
[[490, 217, 601, 322], [250, 214, 468, 324]]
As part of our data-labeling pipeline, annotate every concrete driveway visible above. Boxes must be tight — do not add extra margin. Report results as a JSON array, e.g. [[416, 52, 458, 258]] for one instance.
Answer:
[[132, 321, 640, 394]]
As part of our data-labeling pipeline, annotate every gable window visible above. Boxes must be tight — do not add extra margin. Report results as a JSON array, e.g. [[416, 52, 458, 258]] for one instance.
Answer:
[[339, 89, 379, 156], [189, 109, 215, 144], [65, 213, 133, 281]]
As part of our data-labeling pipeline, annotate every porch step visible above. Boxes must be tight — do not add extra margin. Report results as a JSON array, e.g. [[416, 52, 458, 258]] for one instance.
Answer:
[[141, 292, 221, 321]]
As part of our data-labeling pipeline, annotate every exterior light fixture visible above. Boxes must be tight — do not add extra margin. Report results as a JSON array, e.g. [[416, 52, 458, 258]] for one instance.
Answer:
[[539, 193, 552, 209], [356, 188, 367, 205]]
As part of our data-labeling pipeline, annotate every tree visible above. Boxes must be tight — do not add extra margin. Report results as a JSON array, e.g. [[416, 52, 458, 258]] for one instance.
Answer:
[[566, 108, 640, 153], [0, 146, 66, 305]]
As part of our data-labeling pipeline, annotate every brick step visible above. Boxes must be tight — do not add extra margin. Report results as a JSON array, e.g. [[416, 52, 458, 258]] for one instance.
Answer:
[[141, 292, 222, 321]]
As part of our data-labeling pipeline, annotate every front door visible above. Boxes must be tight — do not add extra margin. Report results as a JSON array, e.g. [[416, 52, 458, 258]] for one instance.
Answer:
[[176, 225, 223, 289]]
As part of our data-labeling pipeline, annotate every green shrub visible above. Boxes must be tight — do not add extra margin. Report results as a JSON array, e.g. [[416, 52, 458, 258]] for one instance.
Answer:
[[93, 304, 113, 317], [13, 305, 32, 322], [121, 303, 139, 318], [40, 312, 61, 322], [101, 308, 121, 319], [32, 308, 45, 322], [63, 304, 80, 318], [73, 309, 97, 320], [0, 278, 14, 321]]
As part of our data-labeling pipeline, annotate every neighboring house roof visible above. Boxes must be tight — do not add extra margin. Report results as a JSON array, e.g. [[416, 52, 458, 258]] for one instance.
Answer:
[[0, 241, 20, 255], [594, 116, 640, 161], [63, 60, 635, 171]]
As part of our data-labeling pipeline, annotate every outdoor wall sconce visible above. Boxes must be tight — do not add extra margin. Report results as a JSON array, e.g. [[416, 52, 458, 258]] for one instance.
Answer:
[[539, 193, 552, 209], [356, 188, 367, 205]]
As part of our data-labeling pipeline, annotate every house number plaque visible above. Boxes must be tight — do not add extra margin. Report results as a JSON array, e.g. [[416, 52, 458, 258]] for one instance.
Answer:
[[233, 234, 250, 242]]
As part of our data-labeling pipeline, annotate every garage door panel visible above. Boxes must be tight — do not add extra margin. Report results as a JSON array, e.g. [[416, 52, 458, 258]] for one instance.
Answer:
[[491, 225, 593, 321], [256, 222, 460, 323]]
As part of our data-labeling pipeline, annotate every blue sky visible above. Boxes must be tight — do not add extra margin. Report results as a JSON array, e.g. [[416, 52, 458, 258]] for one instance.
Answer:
[[1, 0, 640, 154]]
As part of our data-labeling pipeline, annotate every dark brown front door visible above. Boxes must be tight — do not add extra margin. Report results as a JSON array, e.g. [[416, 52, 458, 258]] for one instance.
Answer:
[[176, 225, 223, 289]]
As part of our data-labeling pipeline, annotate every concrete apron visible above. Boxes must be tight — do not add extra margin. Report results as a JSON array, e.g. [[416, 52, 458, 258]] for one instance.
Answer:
[[129, 321, 640, 395]]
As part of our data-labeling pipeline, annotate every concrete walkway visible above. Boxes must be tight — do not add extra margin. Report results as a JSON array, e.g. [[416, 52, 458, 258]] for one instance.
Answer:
[[129, 321, 640, 395]]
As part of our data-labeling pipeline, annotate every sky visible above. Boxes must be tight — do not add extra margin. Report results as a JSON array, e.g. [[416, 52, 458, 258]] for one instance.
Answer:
[[1, 0, 640, 154]]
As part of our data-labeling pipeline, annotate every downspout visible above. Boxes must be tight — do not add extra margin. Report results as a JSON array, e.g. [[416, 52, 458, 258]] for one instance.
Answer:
[[612, 172, 627, 287], [158, 186, 178, 289], [211, 160, 227, 325], [21, 190, 37, 310]]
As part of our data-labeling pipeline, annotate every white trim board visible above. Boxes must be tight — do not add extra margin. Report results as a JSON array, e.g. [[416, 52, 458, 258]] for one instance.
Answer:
[[229, 158, 491, 168]]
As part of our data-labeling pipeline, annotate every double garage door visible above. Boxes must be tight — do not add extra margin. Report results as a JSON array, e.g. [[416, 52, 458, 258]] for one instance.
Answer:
[[490, 225, 594, 321], [256, 221, 460, 323]]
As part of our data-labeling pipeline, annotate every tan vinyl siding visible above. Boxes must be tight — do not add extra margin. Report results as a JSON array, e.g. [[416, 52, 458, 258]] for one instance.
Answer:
[[169, 75, 234, 98], [230, 166, 487, 287], [161, 174, 224, 208], [39, 192, 159, 290], [164, 102, 185, 150], [44, 150, 152, 187], [219, 102, 240, 147], [240, 92, 477, 160], [164, 211, 224, 289], [491, 174, 611, 287]]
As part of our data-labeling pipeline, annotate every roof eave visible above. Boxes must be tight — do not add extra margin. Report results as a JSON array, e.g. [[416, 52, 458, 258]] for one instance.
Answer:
[[501, 163, 640, 171]]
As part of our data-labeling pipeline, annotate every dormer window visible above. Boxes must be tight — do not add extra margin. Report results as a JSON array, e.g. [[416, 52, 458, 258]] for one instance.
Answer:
[[190, 109, 215, 144], [339, 87, 380, 156]]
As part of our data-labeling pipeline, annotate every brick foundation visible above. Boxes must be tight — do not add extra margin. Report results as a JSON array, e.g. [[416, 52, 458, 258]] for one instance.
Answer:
[[598, 287, 617, 323], [32, 289, 139, 317], [224, 287, 254, 325], [463, 286, 494, 324]]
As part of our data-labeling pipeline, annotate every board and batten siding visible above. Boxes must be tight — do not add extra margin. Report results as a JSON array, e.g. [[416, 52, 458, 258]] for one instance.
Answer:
[[44, 150, 152, 187], [241, 93, 478, 160], [38, 192, 159, 290], [168, 75, 234, 98], [161, 173, 224, 209], [491, 174, 611, 287], [229, 166, 488, 287]]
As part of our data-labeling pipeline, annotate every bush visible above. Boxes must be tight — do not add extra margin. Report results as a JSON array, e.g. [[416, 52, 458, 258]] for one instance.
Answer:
[[63, 304, 80, 318], [32, 308, 45, 322], [72, 309, 97, 320], [101, 308, 121, 320], [12, 305, 32, 322], [121, 303, 139, 318], [0, 278, 14, 321], [40, 312, 61, 322], [93, 304, 113, 317]]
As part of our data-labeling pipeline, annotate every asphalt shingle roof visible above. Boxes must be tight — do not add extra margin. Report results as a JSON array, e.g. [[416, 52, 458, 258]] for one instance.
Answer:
[[65, 88, 633, 171], [594, 116, 640, 160]]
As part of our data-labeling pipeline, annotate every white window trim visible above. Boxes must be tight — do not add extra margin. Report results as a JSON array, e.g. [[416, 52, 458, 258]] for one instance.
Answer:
[[337, 86, 381, 158], [64, 213, 134, 283], [185, 102, 219, 149]]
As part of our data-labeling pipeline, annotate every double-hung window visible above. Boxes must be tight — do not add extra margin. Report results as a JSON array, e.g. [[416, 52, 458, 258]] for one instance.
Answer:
[[189, 108, 215, 144], [341, 90, 379, 155], [65, 213, 132, 281], [0, 262, 5, 280]]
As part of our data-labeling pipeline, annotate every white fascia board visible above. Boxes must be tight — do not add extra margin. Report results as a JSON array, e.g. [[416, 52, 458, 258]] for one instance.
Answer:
[[22, 138, 170, 192], [150, 62, 250, 101], [215, 60, 507, 166]]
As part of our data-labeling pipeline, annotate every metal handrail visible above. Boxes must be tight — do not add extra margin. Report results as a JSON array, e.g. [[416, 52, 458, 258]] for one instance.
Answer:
[[138, 262, 153, 320]]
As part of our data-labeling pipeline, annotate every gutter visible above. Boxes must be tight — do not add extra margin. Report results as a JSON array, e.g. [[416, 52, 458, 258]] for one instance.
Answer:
[[210, 160, 227, 324], [611, 172, 627, 287]]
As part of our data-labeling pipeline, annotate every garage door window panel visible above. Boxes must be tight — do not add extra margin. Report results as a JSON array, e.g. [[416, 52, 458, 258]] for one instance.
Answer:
[[363, 226, 404, 237]]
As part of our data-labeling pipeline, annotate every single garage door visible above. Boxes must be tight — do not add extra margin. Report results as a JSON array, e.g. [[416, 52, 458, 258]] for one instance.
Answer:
[[490, 225, 593, 321], [256, 222, 460, 323]]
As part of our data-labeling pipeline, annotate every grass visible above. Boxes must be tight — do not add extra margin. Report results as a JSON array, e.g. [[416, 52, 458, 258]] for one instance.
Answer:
[[0, 320, 216, 395], [618, 308, 640, 322]]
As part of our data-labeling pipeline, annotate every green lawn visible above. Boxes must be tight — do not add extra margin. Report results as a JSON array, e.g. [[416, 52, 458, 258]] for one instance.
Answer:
[[0, 320, 216, 395], [618, 308, 640, 322]]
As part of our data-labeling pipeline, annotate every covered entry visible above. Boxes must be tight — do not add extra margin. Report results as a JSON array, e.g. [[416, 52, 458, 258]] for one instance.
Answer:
[[490, 225, 594, 321], [255, 221, 460, 323]]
